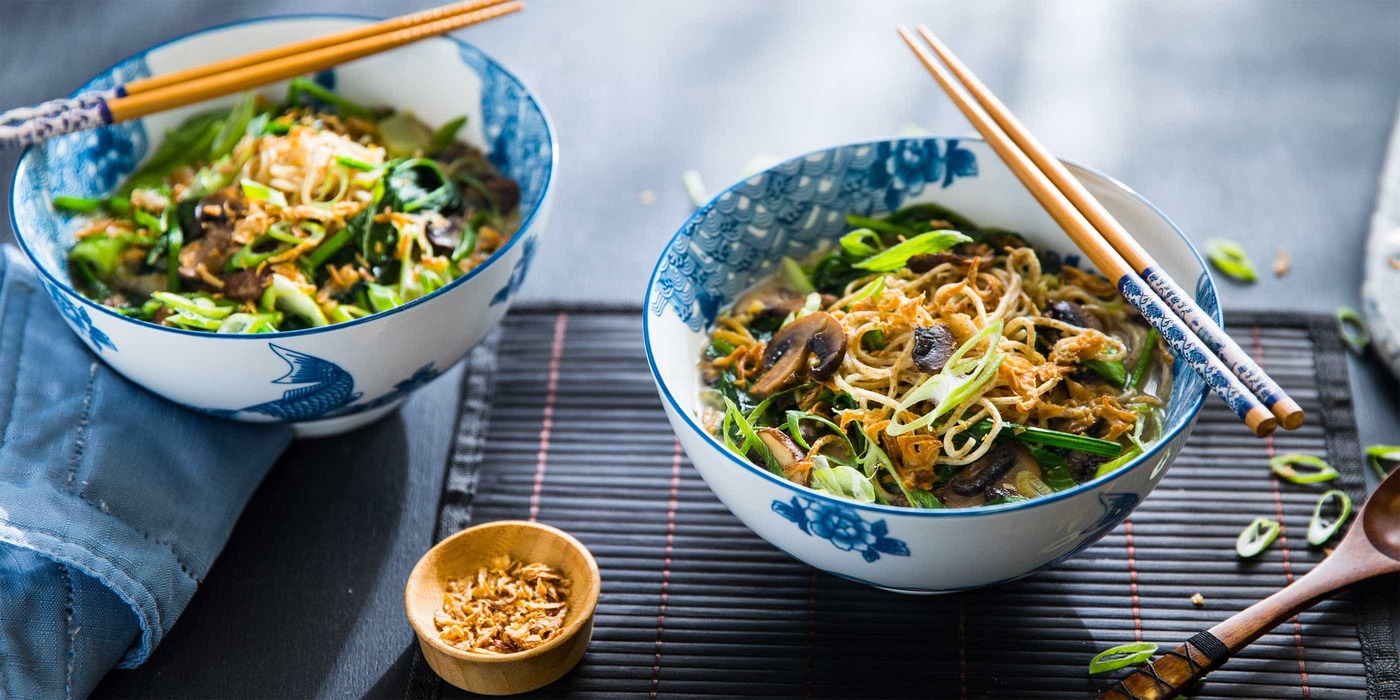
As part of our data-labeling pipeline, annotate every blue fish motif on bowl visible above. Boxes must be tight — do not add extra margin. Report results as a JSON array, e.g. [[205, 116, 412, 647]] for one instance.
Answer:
[[772, 496, 910, 563]]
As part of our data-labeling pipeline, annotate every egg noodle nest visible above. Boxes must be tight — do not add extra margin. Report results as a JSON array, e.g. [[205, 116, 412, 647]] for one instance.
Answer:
[[435, 556, 571, 655], [708, 246, 1168, 490]]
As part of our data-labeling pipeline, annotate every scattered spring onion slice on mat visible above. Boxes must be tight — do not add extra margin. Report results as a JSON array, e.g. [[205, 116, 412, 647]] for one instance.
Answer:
[[1366, 445, 1400, 478], [1335, 307, 1370, 354], [1088, 642, 1158, 674], [1236, 516, 1282, 558], [682, 169, 708, 208], [1203, 238, 1258, 282], [1306, 490, 1353, 546], [1269, 454, 1340, 484]]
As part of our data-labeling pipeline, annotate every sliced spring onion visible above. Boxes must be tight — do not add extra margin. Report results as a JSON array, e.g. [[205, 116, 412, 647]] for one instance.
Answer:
[[1306, 490, 1352, 546], [783, 410, 856, 460], [1127, 327, 1160, 389], [1335, 307, 1370, 354], [853, 230, 973, 272], [779, 256, 816, 294], [1095, 447, 1143, 479], [844, 214, 916, 240], [240, 178, 288, 208], [260, 274, 328, 327], [334, 155, 377, 171], [839, 228, 884, 257], [1083, 358, 1127, 385], [52, 195, 103, 213], [165, 215, 183, 293], [133, 208, 164, 233], [1269, 453, 1340, 484], [887, 320, 1005, 436], [1204, 238, 1258, 283], [217, 312, 283, 334], [848, 276, 887, 306], [1016, 469, 1054, 498], [681, 169, 707, 208], [304, 227, 355, 270], [365, 282, 404, 314], [809, 457, 876, 503], [151, 292, 235, 319], [1366, 445, 1400, 478], [1089, 642, 1158, 674], [69, 236, 127, 278], [1236, 516, 1281, 558]]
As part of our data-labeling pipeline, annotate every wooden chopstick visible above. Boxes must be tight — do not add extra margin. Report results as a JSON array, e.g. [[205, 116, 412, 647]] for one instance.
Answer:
[[0, 0, 511, 129], [898, 26, 1280, 437], [913, 26, 1303, 431], [109, 1, 524, 122], [127, 0, 511, 95]]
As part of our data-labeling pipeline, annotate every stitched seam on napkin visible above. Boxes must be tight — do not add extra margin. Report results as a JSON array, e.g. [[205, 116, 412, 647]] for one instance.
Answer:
[[65, 362, 98, 493], [0, 284, 33, 445], [63, 564, 75, 700], [68, 492, 200, 583]]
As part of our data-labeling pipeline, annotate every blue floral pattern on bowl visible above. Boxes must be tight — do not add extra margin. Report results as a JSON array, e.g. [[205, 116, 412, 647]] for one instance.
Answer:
[[39, 278, 115, 353], [772, 496, 910, 562], [651, 139, 978, 331]]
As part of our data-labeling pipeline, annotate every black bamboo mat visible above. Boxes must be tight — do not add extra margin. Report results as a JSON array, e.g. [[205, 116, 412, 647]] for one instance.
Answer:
[[407, 310, 1399, 699]]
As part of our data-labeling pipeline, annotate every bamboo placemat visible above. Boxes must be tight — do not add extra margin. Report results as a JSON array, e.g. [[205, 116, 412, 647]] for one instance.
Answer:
[[408, 309, 1399, 699]]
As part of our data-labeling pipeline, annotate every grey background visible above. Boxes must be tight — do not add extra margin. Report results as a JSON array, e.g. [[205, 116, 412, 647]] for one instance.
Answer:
[[1, 0, 1397, 696]]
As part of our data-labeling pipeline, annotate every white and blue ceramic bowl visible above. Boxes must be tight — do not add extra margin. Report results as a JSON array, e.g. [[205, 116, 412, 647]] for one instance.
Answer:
[[645, 138, 1219, 593], [10, 15, 554, 438]]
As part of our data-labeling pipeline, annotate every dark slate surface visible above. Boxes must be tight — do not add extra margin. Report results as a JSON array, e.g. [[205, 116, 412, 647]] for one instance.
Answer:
[[0, 0, 1396, 696]]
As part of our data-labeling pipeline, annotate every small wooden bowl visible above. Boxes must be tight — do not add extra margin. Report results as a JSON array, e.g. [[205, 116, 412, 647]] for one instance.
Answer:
[[404, 520, 600, 695]]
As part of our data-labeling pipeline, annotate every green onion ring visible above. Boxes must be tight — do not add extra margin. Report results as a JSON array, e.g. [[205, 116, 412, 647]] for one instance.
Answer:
[[1269, 453, 1340, 484], [1203, 238, 1258, 283], [1088, 642, 1158, 674], [1336, 307, 1370, 354], [1366, 445, 1400, 478], [1306, 490, 1352, 546], [1236, 516, 1281, 558]]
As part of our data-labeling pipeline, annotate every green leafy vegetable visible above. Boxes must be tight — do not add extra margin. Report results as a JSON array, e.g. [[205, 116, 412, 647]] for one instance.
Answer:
[[1204, 238, 1257, 283], [853, 230, 974, 272], [69, 235, 128, 278], [722, 396, 780, 475], [119, 110, 227, 195], [883, 202, 978, 232], [844, 214, 915, 240], [1269, 454, 1339, 484], [1306, 490, 1352, 546], [1083, 359, 1127, 385], [286, 77, 374, 119], [387, 158, 460, 213], [969, 420, 1124, 458], [430, 115, 468, 154], [209, 92, 258, 160], [1236, 516, 1281, 558], [861, 329, 887, 351], [1335, 307, 1370, 354], [1089, 642, 1158, 674]]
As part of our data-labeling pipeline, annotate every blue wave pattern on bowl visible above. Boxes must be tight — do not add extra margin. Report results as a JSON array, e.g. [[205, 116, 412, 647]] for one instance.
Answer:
[[651, 139, 978, 331], [204, 344, 441, 421], [772, 496, 910, 562]]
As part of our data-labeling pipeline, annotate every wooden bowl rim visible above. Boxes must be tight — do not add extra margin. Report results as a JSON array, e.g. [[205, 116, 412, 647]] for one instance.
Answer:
[[404, 519, 600, 664]]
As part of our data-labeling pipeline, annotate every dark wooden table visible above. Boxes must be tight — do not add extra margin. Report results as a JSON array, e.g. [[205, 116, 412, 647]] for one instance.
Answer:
[[1, 1, 1397, 696]]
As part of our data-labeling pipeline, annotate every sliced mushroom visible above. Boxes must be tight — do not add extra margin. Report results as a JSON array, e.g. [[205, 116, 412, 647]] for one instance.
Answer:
[[1067, 451, 1107, 483], [1044, 300, 1102, 331], [220, 268, 270, 302], [749, 312, 848, 397], [424, 212, 466, 254], [731, 285, 807, 324], [947, 443, 1018, 496], [192, 188, 247, 240], [911, 324, 956, 374], [179, 188, 246, 279], [757, 428, 803, 467]]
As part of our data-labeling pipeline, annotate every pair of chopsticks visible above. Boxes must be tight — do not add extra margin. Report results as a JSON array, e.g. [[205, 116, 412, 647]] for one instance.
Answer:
[[899, 26, 1301, 437], [0, 0, 523, 150]]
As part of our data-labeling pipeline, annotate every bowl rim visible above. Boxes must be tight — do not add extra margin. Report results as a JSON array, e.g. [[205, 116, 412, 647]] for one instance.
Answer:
[[403, 519, 600, 664], [643, 135, 1219, 519], [9, 11, 557, 341]]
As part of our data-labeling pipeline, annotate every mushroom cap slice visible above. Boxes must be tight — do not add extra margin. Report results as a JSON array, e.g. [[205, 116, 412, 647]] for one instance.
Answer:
[[947, 443, 1019, 497], [911, 324, 956, 374], [749, 312, 848, 397], [757, 428, 804, 467]]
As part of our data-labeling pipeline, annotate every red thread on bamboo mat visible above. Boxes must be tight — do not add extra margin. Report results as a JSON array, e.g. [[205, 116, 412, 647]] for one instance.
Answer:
[[528, 313, 569, 522], [1125, 517, 1143, 641], [649, 440, 684, 699], [1252, 326, 1311, 698]]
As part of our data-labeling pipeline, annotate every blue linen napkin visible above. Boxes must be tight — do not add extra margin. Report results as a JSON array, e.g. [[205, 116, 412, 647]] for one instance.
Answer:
[[0, 245, 293, 698]]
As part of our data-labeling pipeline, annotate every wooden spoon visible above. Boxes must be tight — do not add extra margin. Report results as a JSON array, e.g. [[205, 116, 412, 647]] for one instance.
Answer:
[[1100, 467, 1400, 699]]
